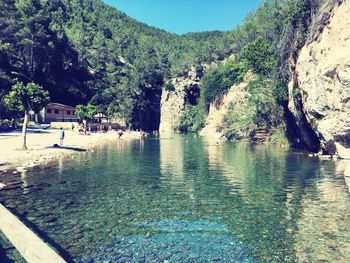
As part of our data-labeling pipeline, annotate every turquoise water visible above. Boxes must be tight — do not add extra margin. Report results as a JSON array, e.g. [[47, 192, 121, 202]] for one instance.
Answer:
[[1, 135, 350, 262]]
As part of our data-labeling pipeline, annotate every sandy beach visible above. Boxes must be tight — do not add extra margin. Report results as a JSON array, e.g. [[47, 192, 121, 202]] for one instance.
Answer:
[[0, 129, 138, 172]]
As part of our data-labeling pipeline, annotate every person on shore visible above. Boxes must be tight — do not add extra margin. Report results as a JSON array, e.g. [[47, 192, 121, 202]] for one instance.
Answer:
[[117, 129, 124, 139], [11, 118, 17, 130], [59, 127, 65, 145], [71, 123, 75, 131]]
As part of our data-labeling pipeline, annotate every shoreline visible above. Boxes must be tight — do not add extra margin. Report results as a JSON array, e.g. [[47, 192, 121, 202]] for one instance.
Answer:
[[0, 129, 140, 177], [1, 129, 348, 180]]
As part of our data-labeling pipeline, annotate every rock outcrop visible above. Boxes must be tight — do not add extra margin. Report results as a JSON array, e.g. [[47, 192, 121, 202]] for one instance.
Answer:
[[200, 74, 254, 139], [159, 68, 201, 133], [288, 0, 350, 153], [335, 142, 350, 159]]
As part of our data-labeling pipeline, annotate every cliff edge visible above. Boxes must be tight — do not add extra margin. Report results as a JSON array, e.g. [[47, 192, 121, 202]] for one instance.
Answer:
[[289, 0, 350, 153]]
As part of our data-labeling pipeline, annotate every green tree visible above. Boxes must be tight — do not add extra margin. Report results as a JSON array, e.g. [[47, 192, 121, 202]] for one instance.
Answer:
[[0, 0, 325, 134], [220, 104, 256, 140], [247, 77, 284, 128], [75, 104, 98, 132], [4, 82, 49, 149], [242, 36, 276, 75]]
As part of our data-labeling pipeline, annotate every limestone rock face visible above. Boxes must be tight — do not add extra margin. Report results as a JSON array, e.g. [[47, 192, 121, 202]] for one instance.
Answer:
[[159, 69, 201, 133], [200, 75, 253, 139], [289, 1, 350, 152], [159, 89, 186, 133]]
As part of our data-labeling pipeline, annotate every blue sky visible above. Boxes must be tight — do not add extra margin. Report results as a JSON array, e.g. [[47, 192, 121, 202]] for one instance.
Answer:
[[104, 0, 261, 34]]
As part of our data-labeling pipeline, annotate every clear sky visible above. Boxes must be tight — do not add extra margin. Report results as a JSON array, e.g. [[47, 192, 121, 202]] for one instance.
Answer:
[[104, 0, 261, 34]]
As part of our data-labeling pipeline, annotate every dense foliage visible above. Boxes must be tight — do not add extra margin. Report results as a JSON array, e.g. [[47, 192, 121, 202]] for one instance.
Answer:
[[173, 105, 205, 133], [219, 77, 284, 140], [5, 81, 49, 113], [75, 104, 98, 122], [241, 36, 276, 75], [201, 58, 248, 107]]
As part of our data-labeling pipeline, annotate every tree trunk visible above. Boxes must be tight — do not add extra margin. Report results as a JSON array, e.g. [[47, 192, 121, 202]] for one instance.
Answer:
[[22, 110, 29, 149], [30, 34, 34, 75], [34, 113, 39, 124], [83, 119, 87, 134]]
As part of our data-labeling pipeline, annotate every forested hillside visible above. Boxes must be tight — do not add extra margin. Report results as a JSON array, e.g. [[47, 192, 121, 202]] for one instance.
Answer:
[[0, 0, 326, 133], [0, 0, 234, 129]]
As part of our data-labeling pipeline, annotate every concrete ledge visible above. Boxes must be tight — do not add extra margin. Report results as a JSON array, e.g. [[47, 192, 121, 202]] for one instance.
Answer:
[[0, 204, 66, 263]]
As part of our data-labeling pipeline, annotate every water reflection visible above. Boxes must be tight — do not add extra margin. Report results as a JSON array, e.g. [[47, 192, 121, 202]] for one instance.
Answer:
[[0, 135, 350, 262], [160, 135, 185, 182], [293, 161, 350, 262]]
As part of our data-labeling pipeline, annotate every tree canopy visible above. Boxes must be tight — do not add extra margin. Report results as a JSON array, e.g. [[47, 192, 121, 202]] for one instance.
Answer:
[[5, 82, 49, 113], [75, 104, 98, 122], [4, 81, 49, 148]]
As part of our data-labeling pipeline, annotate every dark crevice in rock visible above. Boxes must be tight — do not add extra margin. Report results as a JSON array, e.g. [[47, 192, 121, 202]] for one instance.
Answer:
[[184, 84, 200, 106], [284, 102, 321, 153], [134, 89, 162, 132]]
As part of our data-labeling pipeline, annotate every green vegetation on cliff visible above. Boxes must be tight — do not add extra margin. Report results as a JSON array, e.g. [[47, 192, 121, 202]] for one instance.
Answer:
[[175, 0, 326, 140]]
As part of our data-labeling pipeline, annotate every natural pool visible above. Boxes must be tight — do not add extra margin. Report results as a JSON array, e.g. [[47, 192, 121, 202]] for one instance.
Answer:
[[1, 135, 350, 262]]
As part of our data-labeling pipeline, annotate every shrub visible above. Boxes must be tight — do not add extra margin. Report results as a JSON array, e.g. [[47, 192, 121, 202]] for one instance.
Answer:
[[247, 77, 284, 128], [164, 81, 175, 92], [241, 36, 276, 75], [201, 59, 248, 107], [174, 105, 205, 133], [220, 77, 285, 141], [219, 104, 256, 140], [272, 81, 289, 103], [270, 130, 289, 147]]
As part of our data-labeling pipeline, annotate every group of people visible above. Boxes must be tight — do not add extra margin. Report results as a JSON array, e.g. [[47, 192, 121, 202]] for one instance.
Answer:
[[58, 124, 159, 145]]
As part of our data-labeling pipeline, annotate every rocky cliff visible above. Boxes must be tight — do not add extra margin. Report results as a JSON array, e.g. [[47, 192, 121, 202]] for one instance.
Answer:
[[200, 74, 254, 139], [288, 0, 350, 153], [160, 0, 350, 153], [159, 68, 201, 133]]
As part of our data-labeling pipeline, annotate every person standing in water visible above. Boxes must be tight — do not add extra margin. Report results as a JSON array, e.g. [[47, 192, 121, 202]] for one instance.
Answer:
[[59, 127, 65, 145]]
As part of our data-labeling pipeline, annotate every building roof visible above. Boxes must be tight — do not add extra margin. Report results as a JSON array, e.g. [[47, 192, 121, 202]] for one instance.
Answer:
[[46, 103, 76, 111]]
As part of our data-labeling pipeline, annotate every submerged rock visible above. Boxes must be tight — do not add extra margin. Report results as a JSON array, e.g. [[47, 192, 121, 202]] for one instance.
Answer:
[[82, 219, 259, 263]]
